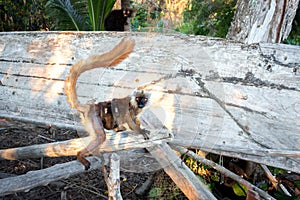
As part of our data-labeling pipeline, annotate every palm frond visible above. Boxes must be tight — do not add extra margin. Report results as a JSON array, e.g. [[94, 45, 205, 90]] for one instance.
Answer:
[[45, 0, 87, 31], [87, 0, 115, 31]]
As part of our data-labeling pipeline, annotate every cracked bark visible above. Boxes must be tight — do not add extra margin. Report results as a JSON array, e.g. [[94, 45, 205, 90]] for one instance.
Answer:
[[227, 0, 299, 43]]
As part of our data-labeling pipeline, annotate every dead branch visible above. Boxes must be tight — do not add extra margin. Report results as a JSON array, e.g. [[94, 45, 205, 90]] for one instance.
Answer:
[[0, 156, 102, 196], [0, 129, 171, 160], [102, 153, 122, 200], [260, 164, 291, 196]]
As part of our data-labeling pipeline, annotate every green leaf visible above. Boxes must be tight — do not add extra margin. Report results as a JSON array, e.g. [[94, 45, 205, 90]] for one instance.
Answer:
[[232, 182, 247, 197], [45, 0, 87, 30], [87, 0, 115, 31]]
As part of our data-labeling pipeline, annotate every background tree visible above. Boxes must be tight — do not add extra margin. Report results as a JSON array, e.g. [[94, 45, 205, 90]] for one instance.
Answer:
[[227, 0, 300, 43], [0, 0, 50, 31]]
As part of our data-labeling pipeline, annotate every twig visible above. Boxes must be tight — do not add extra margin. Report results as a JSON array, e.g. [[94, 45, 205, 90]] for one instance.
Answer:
[[260, 164, 291, 196], [37, 134, 56, 142]]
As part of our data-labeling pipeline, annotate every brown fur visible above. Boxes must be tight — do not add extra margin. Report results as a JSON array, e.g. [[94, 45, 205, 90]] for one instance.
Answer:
[[110, 94, 149, 139]]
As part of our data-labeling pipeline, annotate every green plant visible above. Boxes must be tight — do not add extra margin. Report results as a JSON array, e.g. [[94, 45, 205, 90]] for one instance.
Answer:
[[131, 3, 149, 31], [284, 6, 300, 46], [45, 0, 86, 30], [87, 0, 115, 31], [45, 0, 115, 31], [131, 2, 162, 32], [232, 182, 247, 197]]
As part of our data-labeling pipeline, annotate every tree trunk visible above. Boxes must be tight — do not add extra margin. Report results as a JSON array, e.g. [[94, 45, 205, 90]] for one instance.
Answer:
[[227, 0, 299, 43]]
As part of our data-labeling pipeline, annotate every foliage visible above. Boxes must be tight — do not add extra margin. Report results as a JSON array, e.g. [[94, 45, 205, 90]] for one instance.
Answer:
[[285, 35, 300, 46], [0, 0, 50, 31], [45, 0, 87, 30], [131, 3, 149, 31], [45, 0, 115, 31], [185, 150, 217, 186], [131, 2, 162, 32], [184, 151, 300, 199], [177, 0, 237, 38], [284, 6, 300, 46]]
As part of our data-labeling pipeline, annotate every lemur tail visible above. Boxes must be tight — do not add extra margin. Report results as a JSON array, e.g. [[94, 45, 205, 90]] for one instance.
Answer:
[[65, 38, 135, 112]]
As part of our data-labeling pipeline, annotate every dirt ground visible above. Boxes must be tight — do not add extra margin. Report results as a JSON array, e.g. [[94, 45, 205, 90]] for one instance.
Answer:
[[0, 118, 187, 200]]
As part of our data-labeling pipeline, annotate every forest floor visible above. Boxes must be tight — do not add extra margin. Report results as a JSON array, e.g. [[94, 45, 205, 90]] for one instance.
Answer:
[[0, 118, 187, 200], [1, 118, 299, 200]]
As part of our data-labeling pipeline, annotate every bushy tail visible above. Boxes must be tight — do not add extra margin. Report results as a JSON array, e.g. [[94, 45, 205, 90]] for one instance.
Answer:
[[65, 38, 135, 112]]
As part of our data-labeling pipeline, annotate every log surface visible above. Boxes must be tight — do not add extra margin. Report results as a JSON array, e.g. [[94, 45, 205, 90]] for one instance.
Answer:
[[0, 32, 299, 172]]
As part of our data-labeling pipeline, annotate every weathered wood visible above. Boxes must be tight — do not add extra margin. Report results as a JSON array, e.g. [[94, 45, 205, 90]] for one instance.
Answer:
[[0, 129, 171, 160], [103, 153, 122, 200], [227, 0, 299, 43], [0, 156, 102, 196], [0, 32, 299, 173]]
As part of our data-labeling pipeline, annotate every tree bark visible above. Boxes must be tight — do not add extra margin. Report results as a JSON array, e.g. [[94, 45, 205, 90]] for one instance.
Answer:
[[227, 0, 299, 43]]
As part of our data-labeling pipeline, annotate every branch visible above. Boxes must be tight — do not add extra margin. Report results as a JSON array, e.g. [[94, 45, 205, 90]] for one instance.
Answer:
[[102, 153, 123, 200], [0, 129, 171, 160], [0, 156, 102, 196]]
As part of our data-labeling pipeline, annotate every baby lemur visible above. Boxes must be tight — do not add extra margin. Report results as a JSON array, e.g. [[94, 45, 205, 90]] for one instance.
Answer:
[[65, 38, 150, 170]]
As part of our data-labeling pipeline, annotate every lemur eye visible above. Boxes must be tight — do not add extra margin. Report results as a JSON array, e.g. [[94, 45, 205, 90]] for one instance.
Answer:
[[144, 98, 148, 102]]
